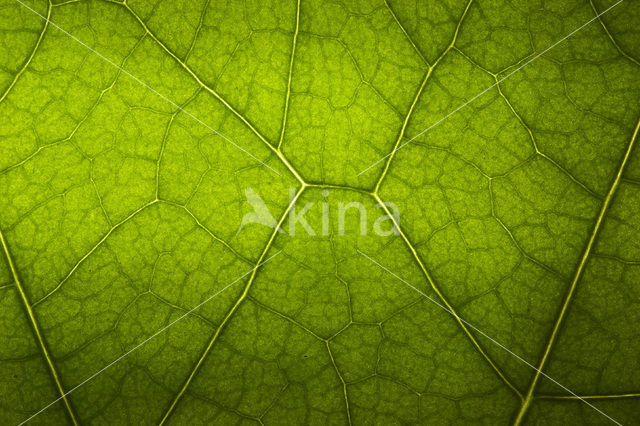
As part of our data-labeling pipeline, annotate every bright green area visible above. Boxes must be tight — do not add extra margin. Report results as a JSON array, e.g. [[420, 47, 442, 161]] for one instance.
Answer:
[[1, 0, 640, 424]]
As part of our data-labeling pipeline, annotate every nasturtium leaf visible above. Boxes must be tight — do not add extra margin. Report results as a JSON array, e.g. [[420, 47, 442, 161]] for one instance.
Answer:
[[1, 0, 640, 424]]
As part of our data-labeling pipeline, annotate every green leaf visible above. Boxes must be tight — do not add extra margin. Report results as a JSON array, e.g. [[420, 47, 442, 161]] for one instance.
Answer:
[[1, 0, 640, 424]]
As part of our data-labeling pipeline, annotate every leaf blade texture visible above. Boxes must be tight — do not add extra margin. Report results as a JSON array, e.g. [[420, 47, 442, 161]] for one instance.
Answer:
[[1, 0, 640, 424]]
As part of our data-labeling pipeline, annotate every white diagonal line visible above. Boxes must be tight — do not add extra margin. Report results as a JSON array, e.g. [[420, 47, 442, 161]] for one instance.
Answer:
[[357, 249, 622, 426], [18, 250, 282, 425], [357, 0, 624, 176], [15, 0, 282, 176]]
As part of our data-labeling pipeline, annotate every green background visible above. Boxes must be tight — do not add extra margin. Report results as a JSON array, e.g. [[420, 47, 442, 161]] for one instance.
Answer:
[[1, 0, 640, 424]]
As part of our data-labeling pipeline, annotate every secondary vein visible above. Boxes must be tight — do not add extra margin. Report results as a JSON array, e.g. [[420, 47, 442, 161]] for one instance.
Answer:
[[513, 113, 640, 426], [0, 225, 80, 425]]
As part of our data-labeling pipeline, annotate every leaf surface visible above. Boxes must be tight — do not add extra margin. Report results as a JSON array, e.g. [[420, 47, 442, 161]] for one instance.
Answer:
[[1, 0, 640, 424]]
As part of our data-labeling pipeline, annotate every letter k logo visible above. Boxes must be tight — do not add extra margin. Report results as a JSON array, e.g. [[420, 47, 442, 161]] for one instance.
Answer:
[[236, 188, 284, 234]]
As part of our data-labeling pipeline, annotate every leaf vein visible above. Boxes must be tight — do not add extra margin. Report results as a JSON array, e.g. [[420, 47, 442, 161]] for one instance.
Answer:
[[0, 225, 80, 425], [513, 112, 640, 425]]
